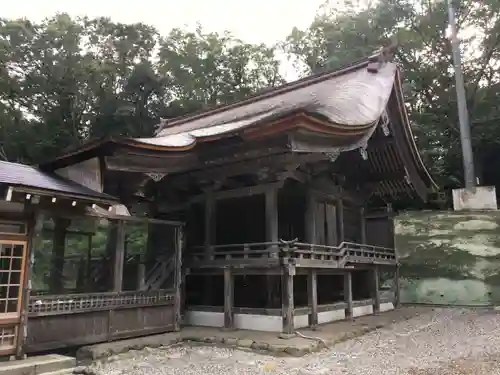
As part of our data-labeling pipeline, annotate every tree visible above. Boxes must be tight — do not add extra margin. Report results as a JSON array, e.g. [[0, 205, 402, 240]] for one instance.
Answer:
[[0, 17, 284, 164], [157, 26, 284, 118]]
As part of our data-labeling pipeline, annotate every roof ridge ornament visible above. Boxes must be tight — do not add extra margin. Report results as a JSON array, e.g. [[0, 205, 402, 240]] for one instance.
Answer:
[[380, 110, 391, 136], [359, 146, 368, 160], [146, 172, 166, 182], [404, 167, 411, 185], [325, 150, 340, 163], [154, 118, 169, 135], [367, 42, 398, 74]]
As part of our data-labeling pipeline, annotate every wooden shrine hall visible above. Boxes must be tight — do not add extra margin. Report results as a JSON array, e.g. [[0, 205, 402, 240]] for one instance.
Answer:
[[0, 49, 435, 357]]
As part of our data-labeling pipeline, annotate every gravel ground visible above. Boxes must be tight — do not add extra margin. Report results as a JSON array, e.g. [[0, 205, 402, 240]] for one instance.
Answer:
[[87, 308, 500, 375]]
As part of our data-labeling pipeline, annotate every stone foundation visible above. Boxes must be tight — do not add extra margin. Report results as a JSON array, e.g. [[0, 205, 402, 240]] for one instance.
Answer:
[[184, 299, 394, 332]]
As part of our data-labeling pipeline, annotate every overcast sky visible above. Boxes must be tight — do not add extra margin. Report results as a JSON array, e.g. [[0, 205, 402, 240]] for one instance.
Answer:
[[2, 0, 327, 46]]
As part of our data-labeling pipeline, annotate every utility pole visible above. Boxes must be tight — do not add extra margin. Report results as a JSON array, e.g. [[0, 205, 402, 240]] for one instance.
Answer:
[[447, 0, 476, 189]]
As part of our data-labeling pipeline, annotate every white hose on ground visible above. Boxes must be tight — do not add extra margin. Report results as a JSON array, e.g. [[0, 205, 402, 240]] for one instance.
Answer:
[[294, 330, 327, 345]]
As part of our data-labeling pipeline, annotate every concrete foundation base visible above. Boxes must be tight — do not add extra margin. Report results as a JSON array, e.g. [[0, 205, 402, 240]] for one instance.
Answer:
[[452, 186, 497, 211], [184, 300, 395, 332]]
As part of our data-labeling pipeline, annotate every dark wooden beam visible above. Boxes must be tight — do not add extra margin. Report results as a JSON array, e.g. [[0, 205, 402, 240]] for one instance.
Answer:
[[159, 181, 284, 213], [307, 269, 318, 329], [179, 152, 326, 185], [344, 271, 353, 319]]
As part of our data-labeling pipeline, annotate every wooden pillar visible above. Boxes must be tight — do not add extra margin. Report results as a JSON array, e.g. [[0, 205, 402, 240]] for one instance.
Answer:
[[360, 207, 367, 244], [394, 264, 401, 308], [16, 211, 43, 359], [204, 194, 216, 259], [307, 269, 318, 328], [344, 271, 353, 319], [112, 220, 125, 292], [223, 267, 234, 330], [49, 217, 71, 293], [173, 226, 184, 331], [372, 266, 380, 314], [86, 234, 93, 290], [136, 262, 146, 290], [304, 191, 317, 244], [281, 264, 295, 336], [265, 187, 279, 257], [337, 199, 345, 243], [204, 195, 215, 305]]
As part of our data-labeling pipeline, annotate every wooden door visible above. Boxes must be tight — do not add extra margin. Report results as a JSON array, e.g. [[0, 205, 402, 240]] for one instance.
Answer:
[[365, 215, 395, 248], [314, 202, 338, 246], [0, 221, 28, 356]]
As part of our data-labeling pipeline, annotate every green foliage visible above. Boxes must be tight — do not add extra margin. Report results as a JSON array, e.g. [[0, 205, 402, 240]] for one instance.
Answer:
[[0, 15, 284, 164]]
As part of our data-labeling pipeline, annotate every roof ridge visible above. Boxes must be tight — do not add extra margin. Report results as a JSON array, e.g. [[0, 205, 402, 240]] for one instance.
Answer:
[[156, 52, 381, 134]]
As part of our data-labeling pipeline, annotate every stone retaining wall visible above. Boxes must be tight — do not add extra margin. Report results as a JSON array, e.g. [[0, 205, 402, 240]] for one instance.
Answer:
[[397, 210, 500, 306]]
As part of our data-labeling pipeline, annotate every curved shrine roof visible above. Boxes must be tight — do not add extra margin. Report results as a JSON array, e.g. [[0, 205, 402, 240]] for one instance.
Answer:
[[40, 51, 436, 201]]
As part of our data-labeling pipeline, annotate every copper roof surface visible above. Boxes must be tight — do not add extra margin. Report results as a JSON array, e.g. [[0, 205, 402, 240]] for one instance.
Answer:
[[0, 160, 117, 202], [146, 62, 397, 148]]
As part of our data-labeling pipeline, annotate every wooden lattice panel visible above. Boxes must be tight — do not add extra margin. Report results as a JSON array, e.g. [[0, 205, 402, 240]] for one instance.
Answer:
[[0, 242, 25, 314], [29, 289, 175, 315], [0, 326, 16, 351]]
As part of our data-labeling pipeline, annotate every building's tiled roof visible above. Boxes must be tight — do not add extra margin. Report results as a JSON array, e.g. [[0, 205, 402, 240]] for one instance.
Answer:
[[0, 160, 117, 202]]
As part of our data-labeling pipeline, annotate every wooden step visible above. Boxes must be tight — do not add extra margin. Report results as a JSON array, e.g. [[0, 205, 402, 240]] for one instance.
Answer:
[[40, 368, 75, 375], [0, 354, 76, 375]]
